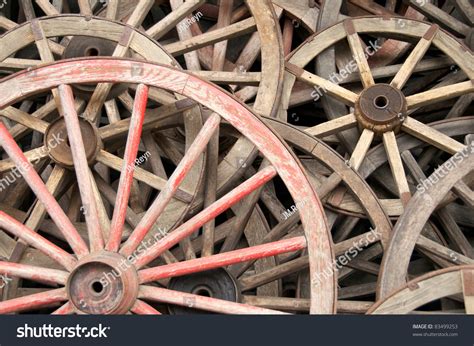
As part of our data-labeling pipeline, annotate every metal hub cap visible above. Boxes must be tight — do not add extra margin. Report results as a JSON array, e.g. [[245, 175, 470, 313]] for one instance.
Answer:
[[167, 268, 240, 314], [67, 252, 139, 315], [355, 84, 407, 135], [45, 117, 102, 169]]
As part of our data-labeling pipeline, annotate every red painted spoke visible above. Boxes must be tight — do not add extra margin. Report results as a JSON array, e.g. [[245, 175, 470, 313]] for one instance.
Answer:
[[0, 211, 76, 271], [0, 288, 67, 314], [120, 113, 221, 256], [0, 261, 68, 285], [139, 286, 288, 315], [133, 165, 277, 268], [107, 84, 149, 252], [139, 236, 307, 283], [52, 302, 75, 315], [130, 299, 162, 315], [58, 84, 104, 252], [0, 122, 88, 257]]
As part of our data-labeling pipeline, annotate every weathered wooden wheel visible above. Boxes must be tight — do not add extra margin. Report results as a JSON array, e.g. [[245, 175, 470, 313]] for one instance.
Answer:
[[377, 140, 473, 300], [369, 265, 474, 314], [0, 0, 286, 211], [0, 58, 335, 314], [282, 16, 473, 212]]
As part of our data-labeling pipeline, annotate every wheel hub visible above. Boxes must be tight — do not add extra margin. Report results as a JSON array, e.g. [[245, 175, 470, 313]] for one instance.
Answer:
[[67, 252, 139, 315], [44, 117, 102, 169], [62, 36, 129, 99], [355, 84, 407, 135], [167, 268, 240, 314]]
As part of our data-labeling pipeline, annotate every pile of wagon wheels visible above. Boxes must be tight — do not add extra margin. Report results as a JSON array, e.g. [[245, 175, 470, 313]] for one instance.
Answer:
[[0, 0, 471, 315]]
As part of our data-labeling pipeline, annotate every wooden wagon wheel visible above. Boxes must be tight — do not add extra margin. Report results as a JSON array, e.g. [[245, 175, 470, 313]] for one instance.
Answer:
[[369, 265, 474, 314], [0, 14, 207, 300], [1, 0, 286, 212], [281, 16, 473, 212], [377, 141, 473, 299], [0, 57, 335, 314]]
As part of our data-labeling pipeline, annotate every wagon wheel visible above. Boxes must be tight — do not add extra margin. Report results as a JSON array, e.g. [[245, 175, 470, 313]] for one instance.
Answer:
[[1, 0, 285, 212], [0, 14, 207, 300], [369, 265, 474, 314], [252, 118, 393, 313], [282, 16, 473, 212], [0, 58, 335, 314], [377, 140, 473, 299], [312, 1, 429, 157]]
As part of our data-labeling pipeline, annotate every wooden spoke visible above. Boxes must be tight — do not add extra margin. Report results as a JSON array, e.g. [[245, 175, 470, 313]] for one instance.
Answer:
[[139, 236, 306, 283], [133, 166, 277, 268], [0, 123, 88, 257], [107, 84, 148, 252], [139, 286, 288, 315], [305, 113, 358, 137], [286, 63, 359, 106], [130, 300, 162, 315], [0, 106, 49, 134], [402, 117, 466, 155], [58, 84, 104, 252], [95, 150, 194, 203], [406, 0, 471, 37], [0, 288, 67, 314], [347, 129, 374, 171], [0, 211, 76, 270], [344, 20, 375, 88], [406, 81, 474, 109], [391, 25, 439, 90], [382, 131, 411, 207], [105, 0, 119, 20], [99, 99, 196, 142], [0, 261, 68, 285], [0, 146, 49, 173], [78, 0, 92, 16], [164, 17, 256, 56], [120, 113, 221, 256], [239, 255, 308, 291], [123, 0, 154, 27], [146, 0, 205, 40]]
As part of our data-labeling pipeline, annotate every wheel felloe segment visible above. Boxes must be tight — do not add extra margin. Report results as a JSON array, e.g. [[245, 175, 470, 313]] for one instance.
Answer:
[[67, 252, 139, 315]]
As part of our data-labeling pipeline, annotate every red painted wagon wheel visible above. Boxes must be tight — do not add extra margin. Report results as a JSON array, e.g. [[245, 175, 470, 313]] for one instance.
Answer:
[[0, 14, 207, 300], [369, 265, 474, 314], [0, 58, 335, 314]]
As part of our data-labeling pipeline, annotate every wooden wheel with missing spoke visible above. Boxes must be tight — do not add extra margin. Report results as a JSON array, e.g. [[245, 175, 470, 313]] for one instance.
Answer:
[[0, 58, 334, 314]]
